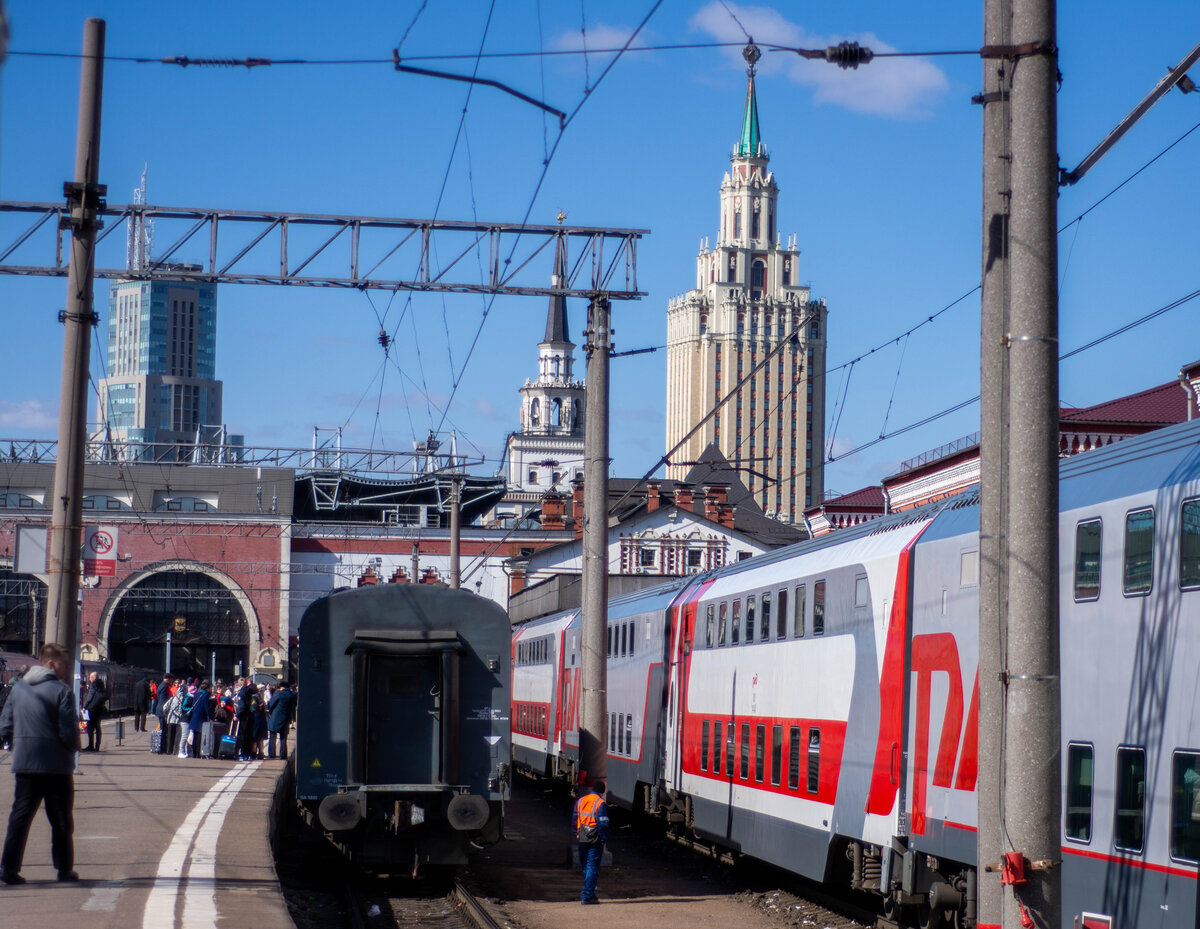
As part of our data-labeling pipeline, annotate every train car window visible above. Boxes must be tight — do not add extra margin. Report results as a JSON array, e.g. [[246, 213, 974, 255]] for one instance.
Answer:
[[606, 626, 612, 657], [794, 585, 806, 637], [1170, 751, 1200, 861], [701, 720, 710, 771], [629, 622, 636, 657], [755, 724, 766, 782], [813, 581, 826, 636], [713, 720, 723, 774], [1123, 509, 1154, 596], [855, 575, 868, 608], [731, 600, 742, 644], [747, 596, 758, 643], [620, 623, 628, 657], [625, 716, 633, 756], [1074, 519, 1102, 600], [725, 721, 735, 775], [706, 605, 715, 648], [762, 592, 773, 640], [777, 588, 788, 639], [788, 726, 801, 789], [609, 713, 617, 752], [1182, 499, 1200, 589], [1065, 743, 1093, 842], [1114, 746, 1146, 852], [807, 728, 821, 794], [771, 725, 783, 786], [719, 602, 728, 646], [740, 722, 751, 779]]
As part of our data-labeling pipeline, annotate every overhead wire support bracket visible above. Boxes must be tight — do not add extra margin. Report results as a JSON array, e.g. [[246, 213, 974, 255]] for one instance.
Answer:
[[392, 50, 567, 128], [1061, 39, 1200, 186], [0, 201, 646, 299]]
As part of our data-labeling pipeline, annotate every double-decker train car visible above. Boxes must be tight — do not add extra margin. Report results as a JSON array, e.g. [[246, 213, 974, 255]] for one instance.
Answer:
[[512, 418, 1200, 928], [511, 607, 578, 780], [295, 583, 510, 875]]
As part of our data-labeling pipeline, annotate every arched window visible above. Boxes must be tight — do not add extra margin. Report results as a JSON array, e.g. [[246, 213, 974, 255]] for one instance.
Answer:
[[530, 398, 541, 427], [752, 260, 766, 302], [752, 203, 761, 239], [529, 469, 539, 485], [699, 315, 708, 335], [572, 400, 582, 430], [734, 209, 741, 239], [551, 398, 562, 427]]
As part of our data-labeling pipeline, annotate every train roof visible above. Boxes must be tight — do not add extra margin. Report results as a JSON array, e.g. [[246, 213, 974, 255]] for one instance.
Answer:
[[1059, 417, 1200, 510]]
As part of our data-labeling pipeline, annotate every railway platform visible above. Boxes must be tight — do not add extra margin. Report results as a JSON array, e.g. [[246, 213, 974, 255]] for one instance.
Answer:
[[0, 716, 293, 929]]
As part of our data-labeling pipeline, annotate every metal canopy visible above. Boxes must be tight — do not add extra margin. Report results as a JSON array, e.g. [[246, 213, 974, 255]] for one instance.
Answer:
[[0, 201, 646, 299]]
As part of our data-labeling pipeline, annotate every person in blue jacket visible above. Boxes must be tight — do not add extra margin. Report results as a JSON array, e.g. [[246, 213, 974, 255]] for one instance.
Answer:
[[186, 681, 213, 758], [267, 682, 298, 760]]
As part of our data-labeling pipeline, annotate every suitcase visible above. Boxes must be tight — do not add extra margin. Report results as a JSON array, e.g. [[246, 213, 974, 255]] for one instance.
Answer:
[[200, 721, 216, 758], [150, 728, 163, 754], [217, 734, 239, 759], [200, 721, 227, 759]]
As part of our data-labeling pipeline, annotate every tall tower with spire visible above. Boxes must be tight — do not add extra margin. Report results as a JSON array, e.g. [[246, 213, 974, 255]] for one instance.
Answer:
[[665, 44, 827, 522], [501, 234, 587, 520]]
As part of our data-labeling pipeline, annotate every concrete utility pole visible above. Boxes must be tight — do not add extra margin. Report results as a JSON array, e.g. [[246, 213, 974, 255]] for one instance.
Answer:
[[579, 294, 611, 784], [46, 18, 105, 653], [979, 0, 1061, 926]]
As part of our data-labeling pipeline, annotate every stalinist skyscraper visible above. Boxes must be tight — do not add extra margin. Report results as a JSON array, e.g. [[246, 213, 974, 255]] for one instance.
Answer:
[[665, 45, 826, 522]]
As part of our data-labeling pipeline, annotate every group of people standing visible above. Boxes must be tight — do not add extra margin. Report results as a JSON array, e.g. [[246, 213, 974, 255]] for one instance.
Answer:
[[145, 674, 296, 761]]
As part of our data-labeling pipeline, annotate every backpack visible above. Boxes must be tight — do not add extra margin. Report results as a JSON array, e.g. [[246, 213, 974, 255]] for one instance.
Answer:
[[180, 692, 196, 715]]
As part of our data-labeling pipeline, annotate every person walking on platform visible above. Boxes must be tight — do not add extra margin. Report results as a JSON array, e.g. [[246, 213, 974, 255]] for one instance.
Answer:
[[134, 675, 152, 732], [572, 780, 609, 905], [267, 682, 297, 760], [0, 643, 80, 884], [81, 671, 108, 752]]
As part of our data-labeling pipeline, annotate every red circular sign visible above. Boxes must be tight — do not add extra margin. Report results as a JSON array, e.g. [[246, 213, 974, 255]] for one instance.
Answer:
[[88, 530, 114, 555]]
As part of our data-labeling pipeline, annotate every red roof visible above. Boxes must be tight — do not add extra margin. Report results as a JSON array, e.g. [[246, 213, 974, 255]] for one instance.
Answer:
[[1060, 380, 1190, 426], [816, 485, 886, 510]]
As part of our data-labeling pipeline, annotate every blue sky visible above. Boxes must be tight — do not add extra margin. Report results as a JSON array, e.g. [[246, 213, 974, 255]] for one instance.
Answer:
[[2, 1, 1198, 498]]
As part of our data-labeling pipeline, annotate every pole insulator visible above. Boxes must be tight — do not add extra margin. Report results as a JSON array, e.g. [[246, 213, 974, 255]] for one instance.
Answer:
[[825, 42, 874, 69]]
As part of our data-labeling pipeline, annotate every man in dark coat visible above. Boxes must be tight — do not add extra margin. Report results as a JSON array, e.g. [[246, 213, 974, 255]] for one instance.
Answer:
[[134, 676, 153, 732], [234, 682, 260, 761], [0, 643, 80, 884], [82, 671, 108, 751], [267, 682, 298, 760]]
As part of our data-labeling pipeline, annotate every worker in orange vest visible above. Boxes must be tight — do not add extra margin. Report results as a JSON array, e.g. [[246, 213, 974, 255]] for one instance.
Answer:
[[572, 780, 610, 904]]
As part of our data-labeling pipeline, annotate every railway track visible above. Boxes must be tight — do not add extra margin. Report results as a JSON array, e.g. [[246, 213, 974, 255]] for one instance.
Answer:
[[342, 876, 503, 929]]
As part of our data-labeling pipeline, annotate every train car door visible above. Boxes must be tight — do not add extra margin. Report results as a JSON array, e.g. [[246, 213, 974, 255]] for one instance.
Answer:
[[347, 629, 463, 787], [365, 654, 441, 784]]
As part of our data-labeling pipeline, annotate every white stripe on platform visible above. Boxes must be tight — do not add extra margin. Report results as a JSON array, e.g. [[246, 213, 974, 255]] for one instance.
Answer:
[[142, 762, 261, 929]]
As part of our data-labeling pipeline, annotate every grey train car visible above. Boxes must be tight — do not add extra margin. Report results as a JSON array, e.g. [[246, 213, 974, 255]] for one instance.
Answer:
[[295, 584, 511, 874]]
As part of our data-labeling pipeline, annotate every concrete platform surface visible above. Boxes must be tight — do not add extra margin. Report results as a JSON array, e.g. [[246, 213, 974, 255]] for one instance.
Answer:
[[0, 718, 293, 929]]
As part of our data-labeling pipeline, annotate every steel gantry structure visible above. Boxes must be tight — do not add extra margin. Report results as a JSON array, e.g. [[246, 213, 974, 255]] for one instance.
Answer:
[[0, 201, 646, 299]]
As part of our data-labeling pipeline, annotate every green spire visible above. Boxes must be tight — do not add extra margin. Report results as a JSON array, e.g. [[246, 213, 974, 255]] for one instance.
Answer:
[[736, 43, 762, 158]]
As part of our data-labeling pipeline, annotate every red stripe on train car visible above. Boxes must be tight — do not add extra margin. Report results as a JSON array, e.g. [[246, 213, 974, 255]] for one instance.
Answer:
[[866, 532, 929, 815], [1062, 844, 1199, 879]]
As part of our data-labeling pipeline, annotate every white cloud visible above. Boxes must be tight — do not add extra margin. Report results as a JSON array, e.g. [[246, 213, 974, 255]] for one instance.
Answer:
[[0, 399, 57, 433], [690, 3, 948, 119], [550, 23, 645, 53]]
